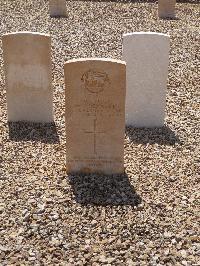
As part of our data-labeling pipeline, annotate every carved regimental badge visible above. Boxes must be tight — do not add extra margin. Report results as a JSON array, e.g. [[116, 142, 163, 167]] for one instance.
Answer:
[[81, 69, 110, 93]]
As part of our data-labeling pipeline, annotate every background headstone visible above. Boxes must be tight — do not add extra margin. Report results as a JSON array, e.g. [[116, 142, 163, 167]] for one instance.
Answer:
[[158, 0, 176, 19], [64, 58, 126, 175], [49, 0, 66, 17], [123, 32, 170, 128], [2, 32, 53, 122]]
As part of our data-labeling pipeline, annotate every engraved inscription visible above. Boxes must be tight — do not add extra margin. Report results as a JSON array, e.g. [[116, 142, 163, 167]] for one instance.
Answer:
[[74, 99, 122, 116], [84, 118, 105, 155], [7, 64, 49, 93], [81, 69, 110, 93]]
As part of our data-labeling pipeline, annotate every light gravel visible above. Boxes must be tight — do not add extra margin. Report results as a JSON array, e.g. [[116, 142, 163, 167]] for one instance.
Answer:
[[0, 0, 199, 265]]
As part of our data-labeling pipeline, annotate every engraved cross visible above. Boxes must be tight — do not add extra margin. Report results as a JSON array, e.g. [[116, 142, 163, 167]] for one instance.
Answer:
[[84, 119, 105, 155]]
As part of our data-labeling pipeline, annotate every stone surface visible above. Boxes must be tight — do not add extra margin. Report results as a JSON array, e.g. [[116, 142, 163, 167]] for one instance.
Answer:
[[49, 0, 66, 17], [158, 0, 176, 19], [2, 32, 53, 122], [122, 32, 170, 128], [64, 58, 126, 175]]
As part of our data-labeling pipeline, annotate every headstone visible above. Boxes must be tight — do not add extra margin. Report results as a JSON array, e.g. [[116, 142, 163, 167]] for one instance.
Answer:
[[64, 58, 126, 175], [123, 32, 170, 127], [49, 0, 66, 17], [2, 32, 53, 122], [158, 0, 176, 19]]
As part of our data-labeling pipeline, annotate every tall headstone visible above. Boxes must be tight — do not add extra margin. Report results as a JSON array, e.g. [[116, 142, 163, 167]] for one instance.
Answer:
[[49, 0, 66, 17], [64, 58, 126, 175], [123, 32, 170, 127], [158, 0, 176, 19], [2, 32, 53, 122]]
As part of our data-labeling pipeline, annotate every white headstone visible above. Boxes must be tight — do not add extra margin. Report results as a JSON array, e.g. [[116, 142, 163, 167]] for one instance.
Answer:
[[49, 0, 66, 17], [122, 32, 170, 128], [2, 32, 53, 122]]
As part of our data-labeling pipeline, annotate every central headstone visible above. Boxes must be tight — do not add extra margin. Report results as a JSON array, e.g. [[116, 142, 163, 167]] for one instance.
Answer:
[[64, 58, 126, 175]]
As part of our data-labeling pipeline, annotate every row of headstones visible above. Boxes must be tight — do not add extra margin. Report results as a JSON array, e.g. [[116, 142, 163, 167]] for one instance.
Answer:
[[50, 0, 176, 19], [2, 31, 170, 175]]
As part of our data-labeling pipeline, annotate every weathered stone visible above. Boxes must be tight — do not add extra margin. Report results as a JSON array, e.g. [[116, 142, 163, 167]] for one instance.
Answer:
[[158, 0, 176, 19], [2, 32, 53, 122], [123, 32, 170, 127], [49, 0, 66, 17], [64, 58, 126, 175]]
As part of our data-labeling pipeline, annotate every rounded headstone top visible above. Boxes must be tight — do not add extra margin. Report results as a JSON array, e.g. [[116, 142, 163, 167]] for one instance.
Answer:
[[64, 58, 126, 65]]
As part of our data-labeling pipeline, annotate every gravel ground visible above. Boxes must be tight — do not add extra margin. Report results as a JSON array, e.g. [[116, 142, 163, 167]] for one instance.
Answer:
[[0, 0, 199, 265]]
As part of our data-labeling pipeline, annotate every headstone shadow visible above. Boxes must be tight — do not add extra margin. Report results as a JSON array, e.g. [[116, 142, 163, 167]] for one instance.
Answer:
[[50, 15, 67, 18], [8, 122, 60, 143], [80, 0, 199, 3], [68, 173, 141, 206], [126, 125, 181, 146], [160, 16, 180, 20], [78, 0, 199, 4]]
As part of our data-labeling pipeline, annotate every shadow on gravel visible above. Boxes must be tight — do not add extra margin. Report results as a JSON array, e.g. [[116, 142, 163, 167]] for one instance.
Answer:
[[126, 125, 181, 146], [68, 173, 141, 206], [8, 122, 60, 143], [160, 17, 180, 21], [77, 0, 199, 4], [176, 0, 199, 3]]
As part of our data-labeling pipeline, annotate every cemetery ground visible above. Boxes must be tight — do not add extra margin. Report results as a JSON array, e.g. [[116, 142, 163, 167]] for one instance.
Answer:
[[0, 0, 199, 265]]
